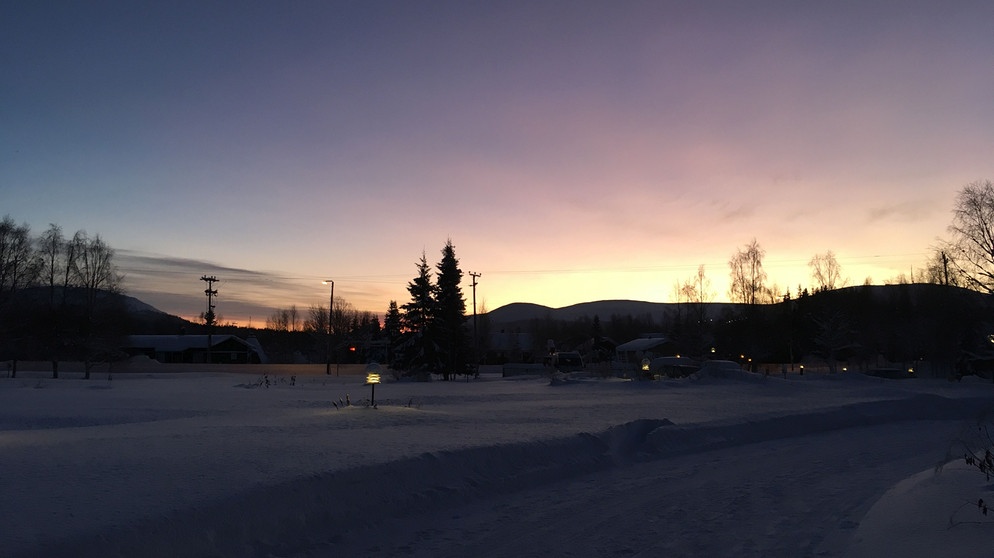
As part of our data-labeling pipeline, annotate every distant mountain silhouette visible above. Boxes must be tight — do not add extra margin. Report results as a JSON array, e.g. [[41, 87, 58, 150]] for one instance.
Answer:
[[8, 287, 195, 334], [485, 299, 745, 326], [484, 285, 994, 327], [121, 294, 195, 333]]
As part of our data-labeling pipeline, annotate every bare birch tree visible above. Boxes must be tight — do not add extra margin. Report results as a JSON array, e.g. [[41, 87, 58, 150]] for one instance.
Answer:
[[728, 239, 767, 305], [69, 232, 123, 379], [809, 250, 846, 292], [947, 180, 994, 293], [0, 216, 38, 294]]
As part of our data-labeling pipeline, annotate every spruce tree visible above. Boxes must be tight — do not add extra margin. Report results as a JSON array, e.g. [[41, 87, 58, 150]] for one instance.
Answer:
[[384, 300, 402, 367], [434, 239, 470, 380], [401, 252, 436, 372]]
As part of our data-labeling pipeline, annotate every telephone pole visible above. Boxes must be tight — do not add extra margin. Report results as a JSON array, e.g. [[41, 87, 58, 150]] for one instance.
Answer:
[[201, 275, 219, 363], [469, 271, 481, 373], [323, 280, 334, 375]]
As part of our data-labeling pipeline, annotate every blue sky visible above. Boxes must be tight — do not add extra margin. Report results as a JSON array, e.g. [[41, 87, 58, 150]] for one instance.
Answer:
[[4, 1, 993, 325]]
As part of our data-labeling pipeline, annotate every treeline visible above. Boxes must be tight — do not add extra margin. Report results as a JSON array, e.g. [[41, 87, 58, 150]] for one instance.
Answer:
[[258, 301, 381, 365], [0, 217, 125, 377], [498, 283, 991, 377], [711, 284, 989, 376]]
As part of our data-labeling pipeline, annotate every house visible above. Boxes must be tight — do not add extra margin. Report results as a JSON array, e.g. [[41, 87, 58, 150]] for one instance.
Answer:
[[124, 335, 268, 364], [614, 334, 674, 368]]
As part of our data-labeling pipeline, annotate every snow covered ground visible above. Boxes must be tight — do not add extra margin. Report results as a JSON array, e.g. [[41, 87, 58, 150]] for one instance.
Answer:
[[2, 365, 993, 557]]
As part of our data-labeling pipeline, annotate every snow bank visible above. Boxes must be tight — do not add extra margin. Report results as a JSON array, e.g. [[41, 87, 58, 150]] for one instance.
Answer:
[[849, 460, 994, 558]]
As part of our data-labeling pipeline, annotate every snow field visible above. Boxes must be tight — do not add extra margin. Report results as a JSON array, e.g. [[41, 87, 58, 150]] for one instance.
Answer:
[[2, 369, 993, 557]]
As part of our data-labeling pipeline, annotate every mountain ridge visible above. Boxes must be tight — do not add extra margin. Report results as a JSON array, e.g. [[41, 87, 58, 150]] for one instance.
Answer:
[[483, 284, 994, 325]]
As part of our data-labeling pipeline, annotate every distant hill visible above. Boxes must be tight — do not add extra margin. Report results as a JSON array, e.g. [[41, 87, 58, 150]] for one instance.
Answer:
[[121, 293, 195, 333], [484, 284, 994, 327], [485, 299, 744, 326], [6, 287, 195, 335]]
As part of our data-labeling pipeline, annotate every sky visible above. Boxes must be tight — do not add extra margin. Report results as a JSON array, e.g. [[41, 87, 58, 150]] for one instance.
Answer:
[[4, 0, 994, 325]]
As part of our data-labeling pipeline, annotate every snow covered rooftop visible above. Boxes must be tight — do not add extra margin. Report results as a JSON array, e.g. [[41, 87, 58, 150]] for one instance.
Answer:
[[615, 335, 672, 353]]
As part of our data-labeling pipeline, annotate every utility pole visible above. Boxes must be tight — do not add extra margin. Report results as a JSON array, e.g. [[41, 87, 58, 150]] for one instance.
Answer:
[[201, 275, 219, 364], [323, 280, 334, 375], [469, 271, 481, 374]]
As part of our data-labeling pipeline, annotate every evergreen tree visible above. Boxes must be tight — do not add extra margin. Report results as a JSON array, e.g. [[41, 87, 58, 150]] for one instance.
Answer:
[[385, 301, 402, 337], [434, 239, 470, 380], [384, 300, 402, 366], [400, 252, 436, 372]]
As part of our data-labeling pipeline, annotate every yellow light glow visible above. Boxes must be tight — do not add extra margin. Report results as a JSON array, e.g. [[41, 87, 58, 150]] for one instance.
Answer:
[[366, 373, 381, 384]]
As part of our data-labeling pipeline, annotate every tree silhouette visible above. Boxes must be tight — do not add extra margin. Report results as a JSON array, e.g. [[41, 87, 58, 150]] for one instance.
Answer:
[[809, 250, 846, 292], [434, 239, 469, 380], [947, 179, 994, 293], [400, 252, 436, 373], [728, 239, 767, 305]]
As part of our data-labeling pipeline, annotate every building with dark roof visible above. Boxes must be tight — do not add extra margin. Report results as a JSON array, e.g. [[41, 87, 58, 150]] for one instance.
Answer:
[[125, 335, 268, 364]]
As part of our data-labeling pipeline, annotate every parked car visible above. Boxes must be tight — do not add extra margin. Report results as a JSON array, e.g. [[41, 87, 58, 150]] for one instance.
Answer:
[[550, 351, 584, 373], [649, 356, 699, 378]]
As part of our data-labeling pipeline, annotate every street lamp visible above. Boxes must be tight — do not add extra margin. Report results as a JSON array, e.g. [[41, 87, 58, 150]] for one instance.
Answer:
[[323, 280, 334, 375]]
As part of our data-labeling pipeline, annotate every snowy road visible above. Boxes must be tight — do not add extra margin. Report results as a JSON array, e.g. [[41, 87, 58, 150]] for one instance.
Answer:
[[306, 420, 962, 558]]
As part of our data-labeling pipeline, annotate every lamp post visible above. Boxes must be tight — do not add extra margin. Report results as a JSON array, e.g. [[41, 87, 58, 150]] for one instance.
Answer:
[[323, 280, 334, 375], [365, 371, 380, 407]]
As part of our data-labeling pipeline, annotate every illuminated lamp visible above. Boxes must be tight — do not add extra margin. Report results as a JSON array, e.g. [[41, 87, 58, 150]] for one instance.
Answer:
[[365, 372, 381, 407]]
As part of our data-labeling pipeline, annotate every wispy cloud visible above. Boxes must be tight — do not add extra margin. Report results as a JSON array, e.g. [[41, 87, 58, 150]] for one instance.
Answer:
[[117, 250, 325, 324], [117, 250, 395, 324], [865, 200, 932, 223]]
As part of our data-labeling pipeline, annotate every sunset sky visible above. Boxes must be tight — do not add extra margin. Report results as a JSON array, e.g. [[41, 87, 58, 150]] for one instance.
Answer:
[[4, 1, 993, 325]]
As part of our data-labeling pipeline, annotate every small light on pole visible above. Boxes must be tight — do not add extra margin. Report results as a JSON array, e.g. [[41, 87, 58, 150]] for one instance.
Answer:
[[365, 372, 381, 407], [323, 280, 334, 375]]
